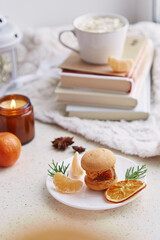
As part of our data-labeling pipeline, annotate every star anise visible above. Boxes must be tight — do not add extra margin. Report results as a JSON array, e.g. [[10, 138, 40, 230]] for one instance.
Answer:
[[52, 137, 74, 150], [72, 146, 86, 153]]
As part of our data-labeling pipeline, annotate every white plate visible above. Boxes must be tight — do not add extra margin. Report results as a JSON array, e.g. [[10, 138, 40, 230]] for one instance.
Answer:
[[46, 155, 147, 210]]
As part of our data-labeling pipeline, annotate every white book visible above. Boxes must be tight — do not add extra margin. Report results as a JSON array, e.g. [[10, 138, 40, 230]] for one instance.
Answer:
[[66, 75, 150, 121]]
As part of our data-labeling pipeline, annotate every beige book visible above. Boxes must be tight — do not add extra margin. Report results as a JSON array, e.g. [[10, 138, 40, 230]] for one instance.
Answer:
[[60, 72, 133, 94]]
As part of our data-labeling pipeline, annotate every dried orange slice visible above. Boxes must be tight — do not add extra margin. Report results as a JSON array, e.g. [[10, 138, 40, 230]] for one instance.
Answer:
[[108, 56, 133, 73], [71, 152, 84, 178], [104, 179, 146, 203], [53, 172, 83, 193]]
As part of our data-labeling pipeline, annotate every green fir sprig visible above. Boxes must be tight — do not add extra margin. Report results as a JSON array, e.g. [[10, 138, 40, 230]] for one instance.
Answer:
[[48, 160, 70, 177], [125, 164, 147, 180]]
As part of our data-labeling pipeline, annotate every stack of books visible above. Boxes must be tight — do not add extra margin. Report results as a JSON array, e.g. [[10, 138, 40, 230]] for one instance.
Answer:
[[55, 36, 154, 121]]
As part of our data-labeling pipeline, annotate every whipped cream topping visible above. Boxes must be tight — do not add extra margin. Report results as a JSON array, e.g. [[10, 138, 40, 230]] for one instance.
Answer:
[[76, 16, 124, 33]]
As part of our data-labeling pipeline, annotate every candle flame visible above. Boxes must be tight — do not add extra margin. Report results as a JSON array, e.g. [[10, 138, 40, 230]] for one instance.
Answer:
[[11, 99, 16, 109]]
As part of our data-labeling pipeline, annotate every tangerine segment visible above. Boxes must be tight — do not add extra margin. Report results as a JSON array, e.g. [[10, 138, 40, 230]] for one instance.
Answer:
[[53, 172, 83, 193], [71, 152, 84, 178], [104, 179, 146, 203], [108, 56, 133, 73]]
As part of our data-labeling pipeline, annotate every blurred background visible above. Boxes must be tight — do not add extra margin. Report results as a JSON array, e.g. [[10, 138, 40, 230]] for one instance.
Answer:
[[0, 0, 156, 27]]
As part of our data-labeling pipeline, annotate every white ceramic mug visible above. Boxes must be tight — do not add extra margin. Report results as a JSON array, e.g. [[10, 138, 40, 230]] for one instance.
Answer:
[[59, 13, 129, 64]]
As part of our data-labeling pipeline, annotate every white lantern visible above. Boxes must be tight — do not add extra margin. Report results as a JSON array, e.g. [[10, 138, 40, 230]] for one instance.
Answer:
[[0, 15, 22, 84]]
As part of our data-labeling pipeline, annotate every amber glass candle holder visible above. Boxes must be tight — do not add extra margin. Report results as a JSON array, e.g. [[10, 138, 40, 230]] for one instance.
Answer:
[[0, 94, 35, 144]]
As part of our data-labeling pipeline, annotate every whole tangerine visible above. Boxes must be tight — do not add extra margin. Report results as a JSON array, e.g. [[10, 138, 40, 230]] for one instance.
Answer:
[[0, 132, 21, 167]]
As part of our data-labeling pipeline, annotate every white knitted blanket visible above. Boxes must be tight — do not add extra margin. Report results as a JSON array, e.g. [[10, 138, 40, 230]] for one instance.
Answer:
[[1, 22, 160, 158]]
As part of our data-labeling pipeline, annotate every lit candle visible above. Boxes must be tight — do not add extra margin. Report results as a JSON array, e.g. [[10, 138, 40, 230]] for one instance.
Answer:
[[0, 94, 35, 144], [0, 99, 27, 109]]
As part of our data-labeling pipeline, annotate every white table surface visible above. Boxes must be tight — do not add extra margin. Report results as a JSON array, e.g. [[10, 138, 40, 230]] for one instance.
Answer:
[[0, 120, 160, 240]]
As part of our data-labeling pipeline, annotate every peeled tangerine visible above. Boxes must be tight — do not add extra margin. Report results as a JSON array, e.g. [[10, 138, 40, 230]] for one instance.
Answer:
[[108, 56, 133, 73], [71, 152, 84, 178], [104, 179, 146, 203], [53, 172, 83, 193]]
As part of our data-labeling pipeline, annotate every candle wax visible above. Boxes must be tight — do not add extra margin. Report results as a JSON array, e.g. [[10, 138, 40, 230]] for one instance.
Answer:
[[0, 99, 27, 109]]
